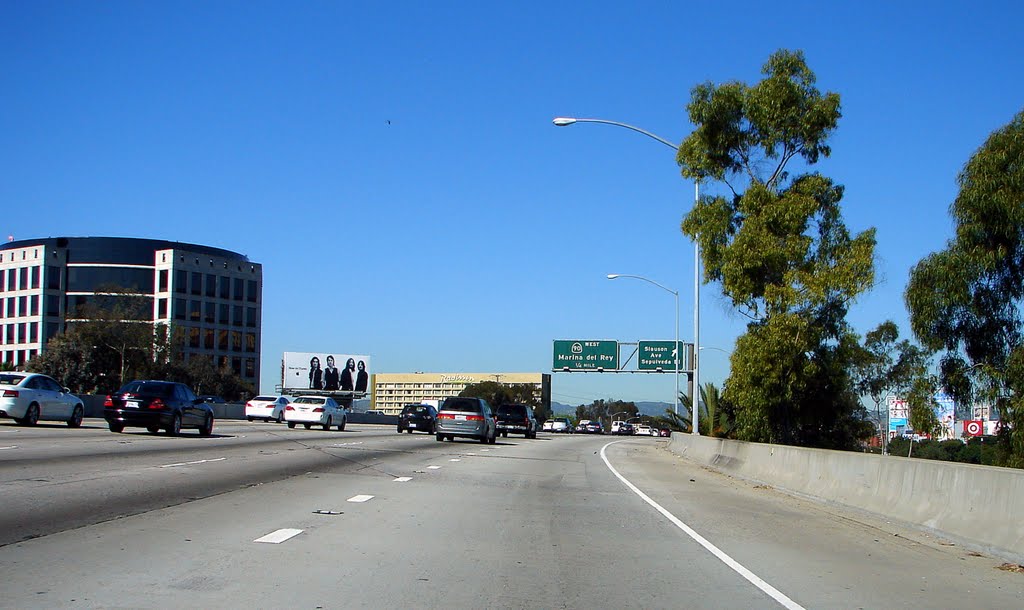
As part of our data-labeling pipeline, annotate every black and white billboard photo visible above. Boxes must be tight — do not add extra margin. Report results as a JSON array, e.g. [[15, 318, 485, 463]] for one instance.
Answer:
[[283, 351, 372, 394]]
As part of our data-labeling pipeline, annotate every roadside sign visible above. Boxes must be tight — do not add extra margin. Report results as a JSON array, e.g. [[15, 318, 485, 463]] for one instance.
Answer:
[[637, 341, 687, 371], [963, 420, 984, 436], [552, 340, 618, 371]]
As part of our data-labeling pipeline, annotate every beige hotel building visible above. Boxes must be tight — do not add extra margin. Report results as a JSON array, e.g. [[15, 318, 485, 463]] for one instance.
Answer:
[[370, 372, 551, 415]]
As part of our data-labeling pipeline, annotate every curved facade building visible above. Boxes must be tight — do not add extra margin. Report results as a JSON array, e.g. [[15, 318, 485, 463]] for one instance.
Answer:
[[0, 237, 262, 385]]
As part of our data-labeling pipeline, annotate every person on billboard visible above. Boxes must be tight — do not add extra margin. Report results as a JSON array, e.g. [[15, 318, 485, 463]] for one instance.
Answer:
[[323, 355, 340, 391], [340, 357, 356, 392], [308, 356, 323, 390], [356, 359, 369, 393]]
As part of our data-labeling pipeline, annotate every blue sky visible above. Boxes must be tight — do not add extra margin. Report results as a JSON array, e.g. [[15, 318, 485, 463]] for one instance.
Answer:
[[3, 1, 1022, 406]]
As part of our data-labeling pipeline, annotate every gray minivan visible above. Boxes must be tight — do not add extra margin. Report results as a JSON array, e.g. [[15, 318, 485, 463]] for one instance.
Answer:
[[435, 396, 496, 444]]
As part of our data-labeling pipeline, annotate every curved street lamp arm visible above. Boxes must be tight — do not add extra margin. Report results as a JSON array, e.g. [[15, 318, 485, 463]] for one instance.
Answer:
[[553, 117, 679, 151], [608, 273, 678, 296]]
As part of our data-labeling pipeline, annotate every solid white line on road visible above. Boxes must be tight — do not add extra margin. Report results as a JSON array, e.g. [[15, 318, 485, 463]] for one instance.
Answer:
[[600, 441, 806, 610], [449, 458, 461, 462], [427, 465, 441, 470], [332, 442, 364, 447], [254, 528, 303, 544], [348, 494, 374, 503], [0, 446, 17, 450], [160, 457, 227, 468], [394, 477, 413, 482]]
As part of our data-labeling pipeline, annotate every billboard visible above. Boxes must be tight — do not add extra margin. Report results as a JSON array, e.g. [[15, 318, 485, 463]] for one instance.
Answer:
[[283, 351, 372, 393]]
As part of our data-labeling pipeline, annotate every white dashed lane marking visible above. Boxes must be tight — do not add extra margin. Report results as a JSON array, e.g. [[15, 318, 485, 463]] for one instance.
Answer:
[[0, 446, 17, 450], [427, 466, 441, 470], [394, 477, 412, 482], [254, 528, 303, 544], [347, 495, 374, 503], [160, 457, 227, 468], [449, 458, 461, 462]]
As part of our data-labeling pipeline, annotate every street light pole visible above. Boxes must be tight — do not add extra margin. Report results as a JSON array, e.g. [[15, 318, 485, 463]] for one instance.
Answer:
[[607, 274, 679, 418], [557, 116, 700, 435]]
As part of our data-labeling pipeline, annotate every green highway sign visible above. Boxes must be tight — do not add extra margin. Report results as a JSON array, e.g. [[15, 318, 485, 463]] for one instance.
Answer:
[[552, 340, 619, 371], [638, 340, 686, 371]]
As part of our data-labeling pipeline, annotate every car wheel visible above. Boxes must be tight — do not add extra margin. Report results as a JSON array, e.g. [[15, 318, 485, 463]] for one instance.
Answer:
[[67, 405, 84, 428], [200, 415, 214, 437], [287, 422, 296, 429], [247, 416, 253, 422], [408, 428, 414, 434], [479, 433, 488, 444], [304, 423, 312, 430], [22, 404, 39, 426], [109, 422, 125, 433], [167, 414, 182, 436], [488, 431, 497, 444], [147, 426, 160, 434], [323, 417, 332, 431], [436, 433, 444, 442], [397, 426, 403, 433], [338, 418, 346, 432]]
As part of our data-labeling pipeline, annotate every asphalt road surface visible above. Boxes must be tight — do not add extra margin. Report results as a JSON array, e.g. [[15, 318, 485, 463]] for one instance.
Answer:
[[0, 420, 1021, 609]]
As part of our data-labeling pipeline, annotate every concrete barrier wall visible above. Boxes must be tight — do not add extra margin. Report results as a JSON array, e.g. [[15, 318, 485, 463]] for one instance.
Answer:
[[668, 434, 1024, 563]]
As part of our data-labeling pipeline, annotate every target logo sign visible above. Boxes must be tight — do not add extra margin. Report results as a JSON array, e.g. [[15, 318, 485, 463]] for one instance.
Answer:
[[963, 420, 984, 436]]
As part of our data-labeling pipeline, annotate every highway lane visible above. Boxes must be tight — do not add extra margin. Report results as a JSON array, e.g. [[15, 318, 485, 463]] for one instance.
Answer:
[[0, 423, 1021, 608]]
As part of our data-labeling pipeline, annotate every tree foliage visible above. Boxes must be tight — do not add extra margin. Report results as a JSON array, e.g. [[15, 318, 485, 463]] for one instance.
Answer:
[[906, 109, 1024, 467], [678, 50, 876, 449], [574, 398, 638, 430]]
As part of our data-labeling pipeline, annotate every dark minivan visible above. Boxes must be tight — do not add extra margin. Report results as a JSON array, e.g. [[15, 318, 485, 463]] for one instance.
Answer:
[[104, 380, 214, 436], [495, 403, 538, 438], [398, 403, 437, 434]]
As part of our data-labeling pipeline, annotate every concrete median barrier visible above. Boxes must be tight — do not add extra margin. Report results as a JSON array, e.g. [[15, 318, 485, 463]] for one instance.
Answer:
[[669, 434, 1024, 563]]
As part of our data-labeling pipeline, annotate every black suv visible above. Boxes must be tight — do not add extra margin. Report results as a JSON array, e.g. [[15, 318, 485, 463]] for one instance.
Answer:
[[104, 380, 215, 436], [495, 403, 538, 438], [398, 403, 437, 434]]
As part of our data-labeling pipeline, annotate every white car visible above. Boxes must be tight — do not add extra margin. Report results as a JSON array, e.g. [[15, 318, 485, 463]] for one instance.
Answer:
[[285, 396, 347, 431], [0, 373, 85, 427], [634, 424, 654, 436], [245, 395, 290, 423]]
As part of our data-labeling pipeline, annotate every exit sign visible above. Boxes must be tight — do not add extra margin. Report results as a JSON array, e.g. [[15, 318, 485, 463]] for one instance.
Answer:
[[552, 340, 619, 371]]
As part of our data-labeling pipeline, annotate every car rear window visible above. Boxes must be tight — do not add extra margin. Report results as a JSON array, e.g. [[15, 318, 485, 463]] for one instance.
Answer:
[[497, 405, 527, 417], [403, 405, 429, 414], [441, 397, 483, 413], [0, 374, 25, 385], [293, 397, 325, 405], [119, 381, 175, 396], [253, 396, 276, 402]]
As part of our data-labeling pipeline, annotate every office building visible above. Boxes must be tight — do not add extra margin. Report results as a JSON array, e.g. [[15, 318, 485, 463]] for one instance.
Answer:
[[0, 237, 262, 386], [370, 372, 551, 415]]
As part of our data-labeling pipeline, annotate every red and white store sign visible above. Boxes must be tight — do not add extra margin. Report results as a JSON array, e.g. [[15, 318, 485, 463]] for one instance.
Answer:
[[963, 420, 984, 436]]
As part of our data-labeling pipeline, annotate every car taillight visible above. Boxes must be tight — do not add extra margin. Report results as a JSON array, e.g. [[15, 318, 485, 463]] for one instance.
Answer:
[[312, 407, 324, 413], [466, 414, 484, 421], [3, 390, 18, 398], [148, 398, 166, 409], [245, 402, 253, 408], [286, 405, 294, 411], [437, 413, 454, 419], [104, 395, 114, 406]]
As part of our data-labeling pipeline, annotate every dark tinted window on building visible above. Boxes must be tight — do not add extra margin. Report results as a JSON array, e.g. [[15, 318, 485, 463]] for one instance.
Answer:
[[189, 327, 200, 348], [204, 329, 214, 349], [66, 267, 154, 292], [47, 266, 61, 290], [158, 298, 167, 318], [205, 273, 216, 297], [45, 322, 60, 343], [30, 295, 39, 316], [218, 330, 228, 350], [245, 332, 256, 353], [219, 304, 229, 324], [247, 280, 257, 303], [232, 357, 242, 375], [245, 358, 255, 378], [7, 270, 15, 291], [18, 296, 26, 317], [19, 268, 28, 290], [231, 331, 241, 352], [6, 297, 14, 318], [30, 267, 39, 289], [176, 270, 187, 294], [174, 298, 186, 320], [45, 295, 60, 317], [219, 276, 230, 299], [29, 322, 38, 343], [0, 269, 5, 292], [246, 307, 257, 328], [204, 302, 215, 323], [191, 272, 202, 295], [189, 300, 201, 321], [159, 269, 168, 292], [233, 305, 242, 327], [233, 278, 243, 301]]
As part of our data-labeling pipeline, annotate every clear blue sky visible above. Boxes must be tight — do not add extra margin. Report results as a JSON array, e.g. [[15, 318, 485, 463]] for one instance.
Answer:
[[3, 1, 1022, 407]]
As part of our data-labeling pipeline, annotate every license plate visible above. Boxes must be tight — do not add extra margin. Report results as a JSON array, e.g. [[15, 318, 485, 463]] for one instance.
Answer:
[[126, 400, 140, 409], [409, 423, 417, 428], [455, 415, 467, 421]]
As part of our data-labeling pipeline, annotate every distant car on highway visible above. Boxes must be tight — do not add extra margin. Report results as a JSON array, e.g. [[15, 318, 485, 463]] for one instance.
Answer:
[[495, 403, 538, 438], [398, 403, 437, 434], [615, 422, 634, 436], [584, 421, 605, 434], [634, 424, 653, 436], [0, 373, 85, 428], [546, 417, 573, 433], [435, 396, 496, 444], [104, 380, 214, 436], [199, 395, 226, 404], [285, 396, 347, 431], [245, 395, 290, 423], [576, 419, 591, 433]]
